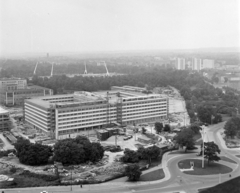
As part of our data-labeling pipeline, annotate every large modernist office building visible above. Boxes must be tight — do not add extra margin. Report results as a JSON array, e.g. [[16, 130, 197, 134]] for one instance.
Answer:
[[0, 78, 53, 106], [24, 86, 168, 139]]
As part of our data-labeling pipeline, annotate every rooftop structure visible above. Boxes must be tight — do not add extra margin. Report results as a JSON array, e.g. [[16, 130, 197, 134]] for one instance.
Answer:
[[24, 86, 168, 139]]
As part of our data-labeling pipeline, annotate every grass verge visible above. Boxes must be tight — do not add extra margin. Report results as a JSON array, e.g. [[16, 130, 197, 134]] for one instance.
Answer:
[[178, 159, 232, 175], [140, 169, 165, 181], [219, 156, 237, 164], [198, 176, 240, 193]]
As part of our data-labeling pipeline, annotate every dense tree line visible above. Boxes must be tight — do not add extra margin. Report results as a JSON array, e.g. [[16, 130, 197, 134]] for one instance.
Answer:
[[14, 136, 104, 166], [0, 59, 159, 78]]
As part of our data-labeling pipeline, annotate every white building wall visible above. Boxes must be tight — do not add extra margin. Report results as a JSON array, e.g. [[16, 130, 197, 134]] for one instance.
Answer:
[[176, 58, 186, 70], [203, 59, 214, 69], [193, 58, 203, 71], [24, 102, 51, 132]]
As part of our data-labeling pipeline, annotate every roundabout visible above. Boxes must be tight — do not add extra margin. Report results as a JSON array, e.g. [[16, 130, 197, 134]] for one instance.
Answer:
[[178, 158, 233, 175]]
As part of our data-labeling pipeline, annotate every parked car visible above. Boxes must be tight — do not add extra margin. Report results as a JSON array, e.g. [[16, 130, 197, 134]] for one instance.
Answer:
[[127, 135, 133, 139], [119, 131, 125, 135], [124, 135, 133, 140]]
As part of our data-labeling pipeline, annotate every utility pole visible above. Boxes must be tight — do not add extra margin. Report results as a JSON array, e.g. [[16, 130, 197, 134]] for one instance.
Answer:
[[201, 126, 205, 169], [115, 134, 117, 146], [70, 166, 73, 191]]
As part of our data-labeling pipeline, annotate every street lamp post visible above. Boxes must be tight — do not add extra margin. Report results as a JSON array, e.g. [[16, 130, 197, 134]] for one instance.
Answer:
[[115, 134, 117, 146], [200, 126, 205, 169], [70, 166, 73, 191]]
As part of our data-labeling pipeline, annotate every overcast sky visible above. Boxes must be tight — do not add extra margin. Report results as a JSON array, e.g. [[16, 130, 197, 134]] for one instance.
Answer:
[[0, 0, 239, 56]]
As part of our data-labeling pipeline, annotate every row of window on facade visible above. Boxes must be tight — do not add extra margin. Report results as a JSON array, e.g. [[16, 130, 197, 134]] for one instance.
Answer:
[[57, 112, 164, 128], [57, 108, 166, 122], [57, 106, 166, 118], [57, 102, 166, 114]]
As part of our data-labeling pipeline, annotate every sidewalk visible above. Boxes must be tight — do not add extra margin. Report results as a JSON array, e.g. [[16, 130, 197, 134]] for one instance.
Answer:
[[3, 152, 173, 193]]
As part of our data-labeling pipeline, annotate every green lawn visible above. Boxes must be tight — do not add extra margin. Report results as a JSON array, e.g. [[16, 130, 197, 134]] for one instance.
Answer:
[[139, 169, 165, 181], [193, 133, 202, 141], [178, 159, 232, 175], [199, 176, 240, 193], [220, 156, 237, 164], [139, 156, 163, 169], [195, 139, 203, 145]]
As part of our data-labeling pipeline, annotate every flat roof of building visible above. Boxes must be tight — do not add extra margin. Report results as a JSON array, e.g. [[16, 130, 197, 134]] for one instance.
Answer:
[[0, 77, 26, 81], [27, 85, 52, 90], [0, 106, 9, 114], [25, 86, 167, 109]]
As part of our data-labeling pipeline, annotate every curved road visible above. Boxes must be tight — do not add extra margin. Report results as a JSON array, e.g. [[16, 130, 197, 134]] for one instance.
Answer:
[[3, 122, 240, 193]]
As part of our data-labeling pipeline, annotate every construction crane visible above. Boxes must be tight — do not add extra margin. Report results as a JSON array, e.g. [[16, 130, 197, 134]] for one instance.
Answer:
[[33, 62, 38, 75], [84, 61, 87, 74]]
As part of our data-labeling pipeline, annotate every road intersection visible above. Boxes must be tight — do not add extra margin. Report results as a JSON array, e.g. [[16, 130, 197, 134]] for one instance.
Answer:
[[2, 122, 239, 193]]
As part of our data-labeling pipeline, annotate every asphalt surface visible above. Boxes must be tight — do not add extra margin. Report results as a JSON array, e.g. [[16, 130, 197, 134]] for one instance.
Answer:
[[2, 121, 240, 193]]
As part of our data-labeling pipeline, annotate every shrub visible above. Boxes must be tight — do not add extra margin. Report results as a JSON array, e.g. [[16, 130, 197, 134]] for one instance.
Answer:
[[125, 164, 142, 181], [14, 138, 52, 166], [10, 166, 17, 173]]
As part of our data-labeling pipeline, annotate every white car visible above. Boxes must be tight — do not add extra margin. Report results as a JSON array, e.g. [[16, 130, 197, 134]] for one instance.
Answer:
[[40, 191, 48, 193]]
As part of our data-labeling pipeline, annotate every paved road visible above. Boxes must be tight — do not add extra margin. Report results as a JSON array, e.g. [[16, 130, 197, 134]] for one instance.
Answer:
[[0, 133, 14, 150], [2, 122, 240, 193]]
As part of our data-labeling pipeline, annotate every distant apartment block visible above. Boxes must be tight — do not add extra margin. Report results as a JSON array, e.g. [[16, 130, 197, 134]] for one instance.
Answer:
[[192, 58, 203, 71], [0, 106, 10, 131], [202, 59, 215, 69], [175, 58, 215, 71], [0, 78, 53, 106], [175, 58, 186, 70], [24, 86, 168, 139]]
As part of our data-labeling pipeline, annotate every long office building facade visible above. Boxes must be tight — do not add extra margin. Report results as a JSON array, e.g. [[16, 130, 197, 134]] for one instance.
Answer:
[[24, 86, 168, 139]]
